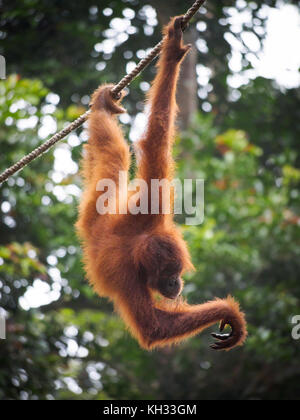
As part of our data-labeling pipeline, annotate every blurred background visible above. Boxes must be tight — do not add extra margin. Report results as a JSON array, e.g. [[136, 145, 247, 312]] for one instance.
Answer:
[[0, 0, 300, 400]]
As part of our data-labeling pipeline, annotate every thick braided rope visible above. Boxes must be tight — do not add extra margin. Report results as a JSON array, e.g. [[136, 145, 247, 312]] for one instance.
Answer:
[[0, 112, 90, 184], [0, 0, 206, 185]]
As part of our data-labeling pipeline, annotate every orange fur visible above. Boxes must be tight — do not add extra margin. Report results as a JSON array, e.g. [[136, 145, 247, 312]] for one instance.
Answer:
[[76, 17, 247, 351]]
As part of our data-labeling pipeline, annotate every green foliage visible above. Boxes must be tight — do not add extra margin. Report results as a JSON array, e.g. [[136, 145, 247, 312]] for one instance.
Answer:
[[1, 0, 300, 401], [224, 77, 300, 162], [0, 0, 283, 116], [177, 116, 300, 399], [1, 74, 300, 400]]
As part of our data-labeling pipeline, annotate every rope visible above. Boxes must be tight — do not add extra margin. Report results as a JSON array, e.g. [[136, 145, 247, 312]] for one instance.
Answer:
[[0, 0, 207, 185]]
